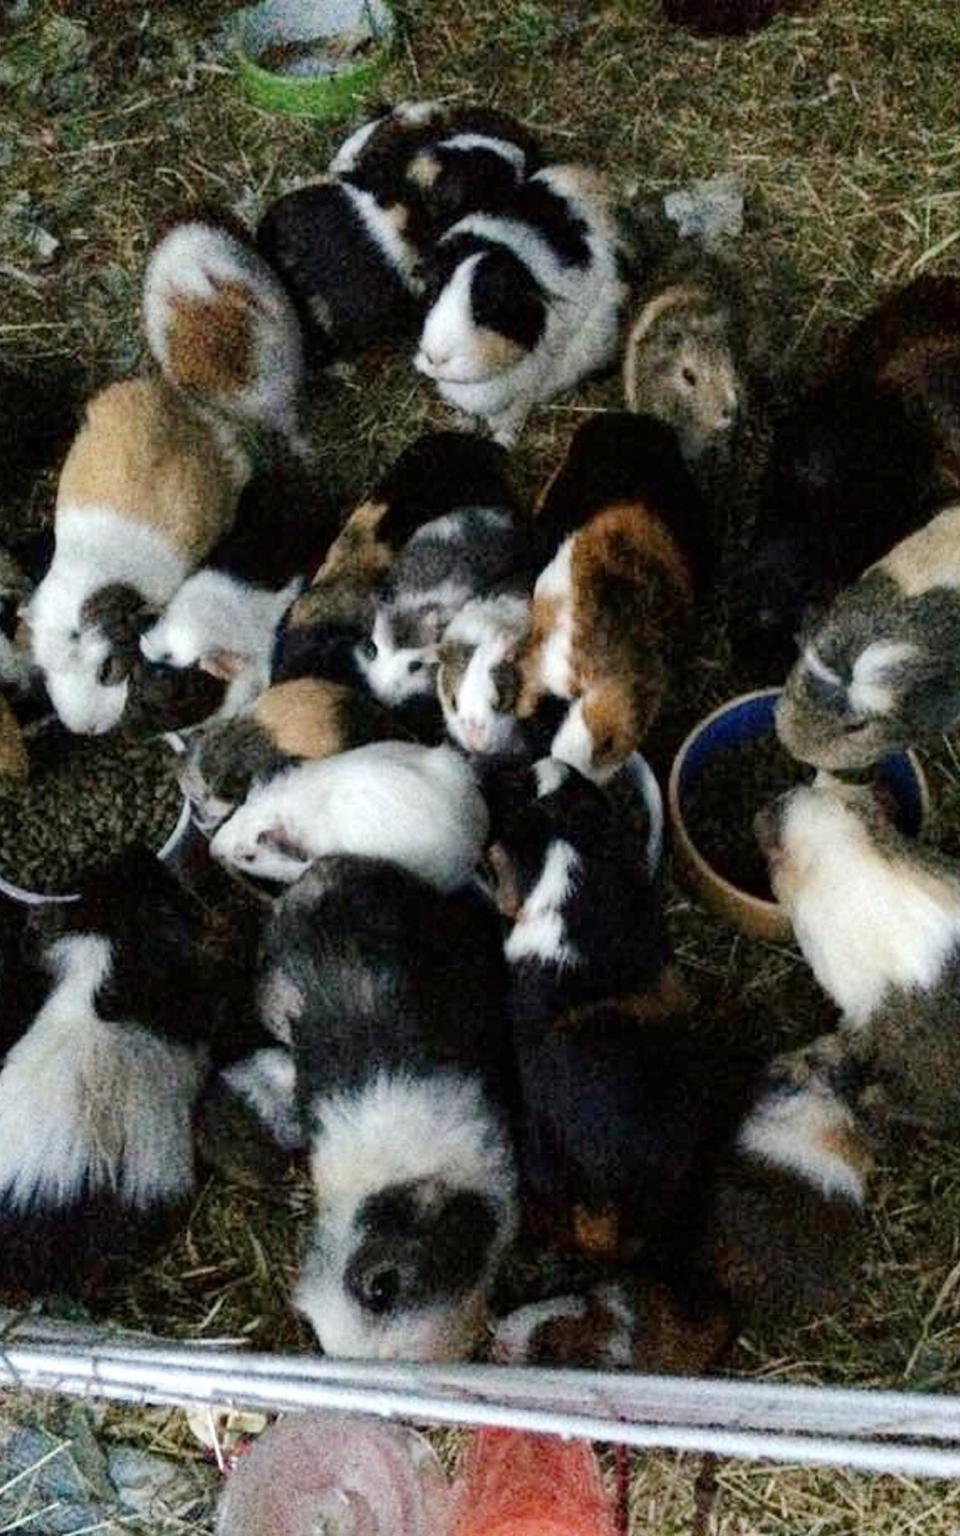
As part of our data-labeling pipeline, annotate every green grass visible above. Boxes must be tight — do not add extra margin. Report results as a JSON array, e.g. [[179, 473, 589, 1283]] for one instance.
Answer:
[[4, 0, 960, 1529]]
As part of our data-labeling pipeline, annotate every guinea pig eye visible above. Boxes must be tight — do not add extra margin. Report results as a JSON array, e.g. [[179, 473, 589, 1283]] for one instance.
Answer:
[[841, 716, 873, 735], [408, 659, 426, 675], [360, 1263, 402, 1316], [682, 366, 698, 388], [358, 637, 377, 661]]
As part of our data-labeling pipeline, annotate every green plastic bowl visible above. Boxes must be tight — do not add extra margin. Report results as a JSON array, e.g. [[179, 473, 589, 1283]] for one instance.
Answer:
[[232, 0, 395, 120]]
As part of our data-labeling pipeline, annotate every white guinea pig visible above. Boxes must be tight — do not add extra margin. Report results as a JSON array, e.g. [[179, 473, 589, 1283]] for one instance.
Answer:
[[210, 740, 489, 890]]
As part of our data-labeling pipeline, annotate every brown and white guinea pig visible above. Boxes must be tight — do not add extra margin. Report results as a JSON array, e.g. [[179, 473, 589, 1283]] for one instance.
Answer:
[[256, 855, 517, 1361], [437, 588, 533, 757], [492, 1269, 733, 1373], [210, 740, 489, 892], [487, 758, 756, 1265], [416, 165, 630, 446], [177, 675, 404, 832], [24, 379, 250, 735], [142, 213, 307, 455], [775, 501, 960, 769], [0, 850, 224, 1296], [514, 411, 713, 778], [329, 100, 541, 250], [623, 248, 757, 466], [355, 437, 527, 709], [756, 775, 960, 1132], [733, 276, 960, 673], [271, 432, 517, 690], [701, 1032, 872, 1332]]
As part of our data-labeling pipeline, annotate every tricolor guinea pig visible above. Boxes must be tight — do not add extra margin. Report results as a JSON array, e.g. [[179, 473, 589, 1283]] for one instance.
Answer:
[[416, 164, 630, 445], [330, 100, 541, 249], [178, 675, 403, 831], [623, 248, 755, 467], [776, 501, 960, 769], [733, 275, 960, 671], [355, 433, 526, 708], [0, 850, 223, 1295], [515, 411, 713, 778], [210, 740, 489, 891], [25, 379, 250, 735], [437, 589, 532, 756], [258, 855, 517, 1361], [756, 776, 960, 1131]]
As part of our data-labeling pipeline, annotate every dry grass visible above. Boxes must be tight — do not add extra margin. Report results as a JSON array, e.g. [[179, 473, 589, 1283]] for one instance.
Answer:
[[4, 0, 960, 1529]]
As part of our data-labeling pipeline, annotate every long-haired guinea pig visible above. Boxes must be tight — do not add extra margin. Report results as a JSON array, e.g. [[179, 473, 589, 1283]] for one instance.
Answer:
[[330, 100, 541, 249], [513, 411, 713, 778], [438, 589, 533, 756], [24, 378, 250, 736], [178, 675, 403, 831], [142, 213, 307, 455], [271, 431, 517, 688], [0, 850, 223, 1295], [415, 165, 630, 445], [701, 1032, 872, 1331], [210, 739, 489, 890], [733, 275, 960, 671], [756, 776, 960, 1131], [775, 500, 960, 769], [257, 855, 517, 1360], [355, 437, 527, 708], [623, 248, 758, 466]]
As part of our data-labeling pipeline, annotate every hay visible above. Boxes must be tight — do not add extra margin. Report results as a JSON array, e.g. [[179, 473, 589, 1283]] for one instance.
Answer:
[[4, 0, 960, 1529]]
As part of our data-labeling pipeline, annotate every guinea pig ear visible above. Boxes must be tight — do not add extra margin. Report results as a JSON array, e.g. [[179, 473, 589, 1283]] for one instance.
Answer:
[[201, 649, 248, 681], [419, 606, 447, 646], [80, 583, 145, 654], [484, 839, 522, 918]]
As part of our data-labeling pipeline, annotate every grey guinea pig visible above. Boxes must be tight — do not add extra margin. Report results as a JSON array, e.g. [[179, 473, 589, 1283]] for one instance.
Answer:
[[776, 500, 960, 770], [757, 775, 960, 1131], [623, 248, 756, 466], [178, 675, 403, 831]]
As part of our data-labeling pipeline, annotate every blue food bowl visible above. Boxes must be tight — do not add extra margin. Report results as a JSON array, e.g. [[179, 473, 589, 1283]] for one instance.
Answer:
[[668, 686, 929, 941]]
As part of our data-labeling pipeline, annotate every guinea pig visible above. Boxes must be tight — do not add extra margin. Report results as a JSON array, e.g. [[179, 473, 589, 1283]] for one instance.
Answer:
[[355, 436, 526, 708], [178, 675, 403, 831], [271, 432, 516, 688], [733, 275, 960, 672], [210, 739, 489, 890], [438, 589, 532, 756], [0, 850, 223, 1295], [756, 775, 960, 1130], [623, 249, 755, 465], [142, 213, 307, 455], [24, 378, 250, 735], [702, 1031, 872, 1331], [661, 0, 816, 35], [514, 411, 713, 778], [416, 164, 630, 445], [258, 855, 517, 1360], [330, 100, 541, 250], [776, 500, 960, 769]]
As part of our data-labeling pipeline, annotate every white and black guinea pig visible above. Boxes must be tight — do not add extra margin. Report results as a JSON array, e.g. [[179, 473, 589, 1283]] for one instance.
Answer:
[[0, 850, 222, 1296], [209, 739, 489, 890], [354, 432, 527, 708], [257, 854, 517, 1360], [330, 100, 541, 250], [416, 165, 630, 445], [178, 676, 403, 831]]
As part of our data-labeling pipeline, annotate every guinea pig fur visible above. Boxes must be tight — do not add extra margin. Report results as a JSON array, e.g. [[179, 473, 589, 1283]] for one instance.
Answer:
[[210, 739, 489, 890], [702, 1033, 872, 1330], [733, 275, 960, 671], [623, 250, 753, 465], [25, 379, 250, 736], [258, 855, 517, 1360], [438, 589, 532, 756], [330, 101, 541, 251], [178, 676, 403, 831], [757, 777, 960, 1130], [416, 164, 630, 445], [355, 439, 526, 707], [271, 432, 517, 688], [515, 412, 712, 777], [776, 501, 960, 769], [0, 851, 220, 1294], [142, 214, 307, 455]]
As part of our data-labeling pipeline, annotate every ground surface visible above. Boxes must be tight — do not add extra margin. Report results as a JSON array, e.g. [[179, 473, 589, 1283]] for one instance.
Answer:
[[3, 1, 960, 1530]]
